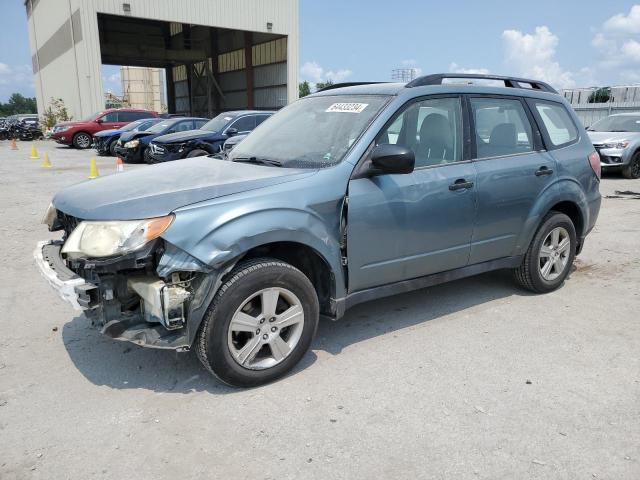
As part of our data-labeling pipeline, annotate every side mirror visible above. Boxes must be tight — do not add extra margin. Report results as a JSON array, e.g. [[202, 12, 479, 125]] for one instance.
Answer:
[[369, 144, 415, 175], [226, 127, 238, 136], [95, 118, 103, 123]]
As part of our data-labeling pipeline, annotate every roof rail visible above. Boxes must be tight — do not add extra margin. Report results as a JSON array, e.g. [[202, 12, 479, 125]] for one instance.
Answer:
[[405, 73, 558, 94], [316, 82, 389, 92]]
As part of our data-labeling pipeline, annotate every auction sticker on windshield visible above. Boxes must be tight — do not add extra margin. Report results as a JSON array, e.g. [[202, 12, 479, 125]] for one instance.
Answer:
[[326, 103, 368, 113]]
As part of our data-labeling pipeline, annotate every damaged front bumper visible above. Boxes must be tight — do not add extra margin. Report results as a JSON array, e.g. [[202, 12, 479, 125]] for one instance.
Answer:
[[34, 239, 215, 351]]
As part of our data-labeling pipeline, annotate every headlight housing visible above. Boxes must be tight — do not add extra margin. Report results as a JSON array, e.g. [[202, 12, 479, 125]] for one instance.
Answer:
[[602, 141, 629, 149], [55, 126, 71, 133], [124, 139, 140, 149], [61, 215, 174, 259]]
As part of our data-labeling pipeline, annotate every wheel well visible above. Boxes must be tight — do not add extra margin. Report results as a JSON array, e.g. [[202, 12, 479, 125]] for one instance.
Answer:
[[238, 242, 336, 317], [549, 201, 584, 236]]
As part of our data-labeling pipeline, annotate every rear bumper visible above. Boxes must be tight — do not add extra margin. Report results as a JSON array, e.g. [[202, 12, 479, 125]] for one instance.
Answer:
[[33, 240, 97, 310]]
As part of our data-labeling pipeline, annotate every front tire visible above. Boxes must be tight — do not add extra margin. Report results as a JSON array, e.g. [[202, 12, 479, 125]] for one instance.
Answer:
[[72, 132, 92, 149], [108, 139, 118, 156], [196, 258, 319, 387], [513, 212, 576, 293], [622, 151, 640, 179]]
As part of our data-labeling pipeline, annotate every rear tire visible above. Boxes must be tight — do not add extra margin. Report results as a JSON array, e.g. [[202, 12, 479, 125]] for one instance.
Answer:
[[196, 258, 319, 387], [186, 149, 209, 158], [72, 132, 92, 149], [513, 212, 576, 293], [622, 151, 640, 179]]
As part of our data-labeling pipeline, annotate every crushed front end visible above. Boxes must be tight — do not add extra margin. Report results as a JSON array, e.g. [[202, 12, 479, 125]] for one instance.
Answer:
[[35, 208, 214, 351]]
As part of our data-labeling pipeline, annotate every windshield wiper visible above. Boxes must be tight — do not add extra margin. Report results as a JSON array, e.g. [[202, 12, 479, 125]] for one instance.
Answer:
[[232, 156, 283, 167]]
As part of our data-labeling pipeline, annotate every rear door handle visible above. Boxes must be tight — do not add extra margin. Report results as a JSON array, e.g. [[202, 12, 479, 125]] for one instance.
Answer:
[[449, 179, 474, 191], [535, 166, 554, 176]]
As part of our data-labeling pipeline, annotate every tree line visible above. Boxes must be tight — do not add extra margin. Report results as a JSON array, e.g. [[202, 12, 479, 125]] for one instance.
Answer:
[[0, 93, 37, 117]]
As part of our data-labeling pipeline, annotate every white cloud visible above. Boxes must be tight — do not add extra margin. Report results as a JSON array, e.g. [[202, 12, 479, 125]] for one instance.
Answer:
[[501, 26, 575, 89], [603, 5, 640, 34], [0, 63, 33, 87], [448, 62, 490, 75], [593, 5, 640, 76], [300, 61, 352, 88]]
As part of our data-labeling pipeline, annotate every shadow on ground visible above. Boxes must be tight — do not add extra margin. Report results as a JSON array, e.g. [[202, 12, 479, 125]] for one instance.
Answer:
[[62, 269, 531, 393]]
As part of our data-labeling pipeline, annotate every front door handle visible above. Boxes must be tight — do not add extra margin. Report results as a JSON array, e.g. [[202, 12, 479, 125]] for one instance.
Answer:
[[535, 166, 554, 176], [449, 179, 474, 191]]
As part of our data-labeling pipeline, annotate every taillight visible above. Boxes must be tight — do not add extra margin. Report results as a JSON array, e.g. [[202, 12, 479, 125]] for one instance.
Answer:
[[588, 151, 601, 180]]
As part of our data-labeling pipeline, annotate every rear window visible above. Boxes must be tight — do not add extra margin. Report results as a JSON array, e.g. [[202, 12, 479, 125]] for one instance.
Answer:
[[533, 101, 578, 147]]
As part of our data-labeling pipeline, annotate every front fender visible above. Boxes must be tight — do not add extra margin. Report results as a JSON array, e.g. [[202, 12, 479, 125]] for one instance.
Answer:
[[514, 178, 590, 255], [162, 206, 344, 346]]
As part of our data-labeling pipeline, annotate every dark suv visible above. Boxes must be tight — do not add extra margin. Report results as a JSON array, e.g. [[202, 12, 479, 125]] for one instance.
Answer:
[[36, 74, 600, 387], [148, 110, 272, 162]]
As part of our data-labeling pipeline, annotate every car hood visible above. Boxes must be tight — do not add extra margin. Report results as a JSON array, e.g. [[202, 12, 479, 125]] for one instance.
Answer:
[[119, 131, 154, 143], [587, 131, 640, 143], [94, 128, 121, 137], [53, 157, 314, 220], [153, 129, 219, 144], [55, 121, 85, 128]]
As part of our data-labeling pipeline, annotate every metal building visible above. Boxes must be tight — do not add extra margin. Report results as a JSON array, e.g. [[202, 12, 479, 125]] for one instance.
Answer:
[[25, 0, 299, 119]]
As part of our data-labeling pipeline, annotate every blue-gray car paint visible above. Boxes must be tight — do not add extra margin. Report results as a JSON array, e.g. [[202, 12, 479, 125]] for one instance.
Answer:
[[51, 82, 601, 347]]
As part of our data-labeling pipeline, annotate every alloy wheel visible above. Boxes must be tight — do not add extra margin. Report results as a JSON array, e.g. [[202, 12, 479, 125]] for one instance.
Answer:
[[538, 226, 571, 281], [76, 133, 91, 148], [227, 287, 305, 370]]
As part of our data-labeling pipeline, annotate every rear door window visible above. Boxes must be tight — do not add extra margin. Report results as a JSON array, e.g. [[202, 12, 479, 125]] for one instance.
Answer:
[[230, 116, 256, 133], [470, 97, 534, 159], [532, 101, 578, 147]]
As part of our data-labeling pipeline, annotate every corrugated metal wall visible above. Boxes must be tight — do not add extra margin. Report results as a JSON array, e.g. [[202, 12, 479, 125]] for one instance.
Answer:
[[26, 0, 298, 118]]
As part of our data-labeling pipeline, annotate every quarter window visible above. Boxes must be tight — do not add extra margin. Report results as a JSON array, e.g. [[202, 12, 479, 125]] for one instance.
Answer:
[[534, 101, 578, 147], [377, 97, 464, 167], [471, 98, 533, 158]]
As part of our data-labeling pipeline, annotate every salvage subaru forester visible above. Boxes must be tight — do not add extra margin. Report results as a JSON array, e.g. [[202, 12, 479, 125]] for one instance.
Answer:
[[36, 74, 601, 387]]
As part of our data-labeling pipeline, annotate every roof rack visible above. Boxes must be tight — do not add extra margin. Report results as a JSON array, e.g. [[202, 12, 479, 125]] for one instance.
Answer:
[[405, 73, 558, 94], [316, 82, 389, 92]]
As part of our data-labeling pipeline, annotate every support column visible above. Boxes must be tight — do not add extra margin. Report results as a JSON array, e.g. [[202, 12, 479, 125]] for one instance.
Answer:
[[244, 31, 254, 109], [166, 66, 175, 113]]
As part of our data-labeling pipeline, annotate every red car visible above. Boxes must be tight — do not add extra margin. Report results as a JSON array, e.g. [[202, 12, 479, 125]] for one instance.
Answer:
[[50, 108, 159, 149]]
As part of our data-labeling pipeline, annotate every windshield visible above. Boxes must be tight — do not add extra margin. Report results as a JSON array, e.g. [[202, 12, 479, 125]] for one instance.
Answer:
[[146, 120, 175, 133], [201, 113, 237, 132], [589, 115, 640, 132], [229, 95, 391, 168], [121, 120, 145, 132]]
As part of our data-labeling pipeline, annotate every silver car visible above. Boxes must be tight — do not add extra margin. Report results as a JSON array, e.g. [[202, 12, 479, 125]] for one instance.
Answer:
[[587, 113, 640, 179]]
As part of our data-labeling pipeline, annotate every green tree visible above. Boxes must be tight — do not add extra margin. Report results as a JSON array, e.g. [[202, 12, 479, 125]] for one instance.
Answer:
[[0, 93, 37, 117], [588, 87, 611, 104], [314, 80, 334, 92], [298, 81, 311, 98], [41, 97, 72, 130]]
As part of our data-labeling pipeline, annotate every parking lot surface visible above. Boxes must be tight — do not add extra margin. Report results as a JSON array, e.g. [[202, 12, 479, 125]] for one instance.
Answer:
[[1, 141, 639, 479]]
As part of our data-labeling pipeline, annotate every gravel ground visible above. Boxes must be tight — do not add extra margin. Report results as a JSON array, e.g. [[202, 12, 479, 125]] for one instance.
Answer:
[[1, 140, 639, 479]]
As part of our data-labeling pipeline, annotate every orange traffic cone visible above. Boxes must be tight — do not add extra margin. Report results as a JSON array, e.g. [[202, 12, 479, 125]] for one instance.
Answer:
[[10, 138, 18, 150], [88, 158, 99, 179], [116, 157, 124, 173]]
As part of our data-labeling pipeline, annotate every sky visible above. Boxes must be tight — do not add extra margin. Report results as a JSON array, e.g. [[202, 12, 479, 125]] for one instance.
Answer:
[[1, 1, 640, 102]]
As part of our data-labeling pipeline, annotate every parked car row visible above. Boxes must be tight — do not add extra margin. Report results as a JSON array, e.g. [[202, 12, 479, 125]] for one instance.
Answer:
[[0, 115, 43, 141], [586, 113, 640, 179]]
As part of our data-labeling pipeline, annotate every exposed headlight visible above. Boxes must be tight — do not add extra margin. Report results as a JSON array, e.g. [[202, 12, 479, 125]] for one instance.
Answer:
[[124, 139, 140, 149], [41, 203, 58, 230], [61, 215, 174, 259], [602, 141, 629, 149]]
